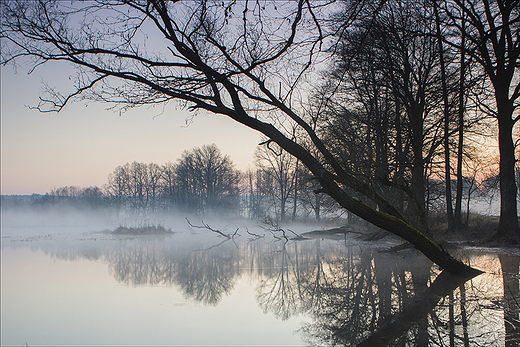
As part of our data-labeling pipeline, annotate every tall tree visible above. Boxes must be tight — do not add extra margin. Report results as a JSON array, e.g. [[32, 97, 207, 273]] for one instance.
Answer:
[[444, 0, 520, 242], [434, 0, 455, 230], [324, 0, 452, 233], [176, 144, 239, 214], [0, 0, 479, 273], [106, 163, 131, 214], [454, 1, 467, 230], [242, 168, 274, 220]]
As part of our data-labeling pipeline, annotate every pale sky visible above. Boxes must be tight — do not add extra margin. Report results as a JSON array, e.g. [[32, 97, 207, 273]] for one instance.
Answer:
[[1, 63, 261, 195]]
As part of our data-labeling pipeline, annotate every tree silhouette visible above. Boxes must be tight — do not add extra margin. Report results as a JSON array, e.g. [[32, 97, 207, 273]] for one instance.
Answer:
[[175, 144, 239, 214]]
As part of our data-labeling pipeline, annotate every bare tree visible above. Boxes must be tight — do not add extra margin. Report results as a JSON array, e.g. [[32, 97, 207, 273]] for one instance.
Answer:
[[147, 162, 164, 211], [0, 0, 479, 273], [443, 0, 520, 242], [160, 161, 177, 211], [323, 0, 451, 234], [106, 161, 164, 213], [255, 140, 298, 222], [128, 161, 150, 213], [106, 163, 131, 214], [175, 144, 239, 214], [242, 167, 275, 220]]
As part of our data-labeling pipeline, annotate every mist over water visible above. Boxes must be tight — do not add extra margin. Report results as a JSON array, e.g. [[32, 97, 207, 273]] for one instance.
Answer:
[[1, 204, 519, 346]]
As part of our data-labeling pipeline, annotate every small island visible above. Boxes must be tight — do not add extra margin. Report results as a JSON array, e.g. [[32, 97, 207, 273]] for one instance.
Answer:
[[112, 225, 173, 235]]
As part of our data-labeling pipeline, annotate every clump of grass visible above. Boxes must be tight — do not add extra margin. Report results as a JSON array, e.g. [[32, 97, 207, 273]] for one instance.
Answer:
[[112, 224, 173, 235]]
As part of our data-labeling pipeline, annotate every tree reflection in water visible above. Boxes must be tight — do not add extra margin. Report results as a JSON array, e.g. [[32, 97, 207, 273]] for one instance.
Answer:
[[174, 240, 239, 305], [292, 241, 437, 346], [499, 254, 520, 347], [39, 234, 518, 345], [103, 237, 240, 305]]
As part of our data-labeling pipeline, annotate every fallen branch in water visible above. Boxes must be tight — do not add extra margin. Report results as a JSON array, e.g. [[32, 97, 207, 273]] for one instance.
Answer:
[[299, 226, 363, 239], [259, 218, 303, 241], [185, 218, 236, 239], [246, 228, 265, 242]]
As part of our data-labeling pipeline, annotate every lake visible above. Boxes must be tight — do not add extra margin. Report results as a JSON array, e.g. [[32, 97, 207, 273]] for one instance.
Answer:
[[1, 214, 519, 346]]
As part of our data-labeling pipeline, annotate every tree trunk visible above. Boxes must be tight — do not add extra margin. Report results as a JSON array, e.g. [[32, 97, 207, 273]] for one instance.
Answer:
[[410, 114, 429, 234], [496, 99, 520, 243], [316, 168, 477, 274], [315, 194, 321, 222], [457, 0, 520, 243], [454, 4, 466, 229], [280, 196, 286, 222], [292, 159, 299, 221], [0, 0, 488, 278], [233, 112, 480, 275], [435, 1, 454, 230]]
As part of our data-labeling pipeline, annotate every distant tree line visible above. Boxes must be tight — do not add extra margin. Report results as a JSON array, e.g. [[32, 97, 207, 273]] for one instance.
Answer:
[[37, 143, 339, 220], [105, 144, 240, 215], [34, 141, 502, 225]]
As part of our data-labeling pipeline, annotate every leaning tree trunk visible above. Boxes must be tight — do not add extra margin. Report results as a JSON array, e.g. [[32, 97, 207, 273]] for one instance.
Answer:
[[322, 182, 479, 275], [248, 120, 481, 275], [0, 0, 487, 279]]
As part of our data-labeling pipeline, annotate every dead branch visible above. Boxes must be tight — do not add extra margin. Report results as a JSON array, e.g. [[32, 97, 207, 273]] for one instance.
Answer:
[[185, 217, 231, 239], [245, 228, 265, 242], [259, 218, 302, 241]]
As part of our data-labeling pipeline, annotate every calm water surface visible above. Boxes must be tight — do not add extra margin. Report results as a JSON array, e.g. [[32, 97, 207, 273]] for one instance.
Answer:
[[1, 219, 519, 346]]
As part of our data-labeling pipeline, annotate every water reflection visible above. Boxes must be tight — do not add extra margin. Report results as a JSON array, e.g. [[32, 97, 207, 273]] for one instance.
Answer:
[[102, 237, 240, 305], [500, 254, 520, 347], [15, 234, 519, 346]]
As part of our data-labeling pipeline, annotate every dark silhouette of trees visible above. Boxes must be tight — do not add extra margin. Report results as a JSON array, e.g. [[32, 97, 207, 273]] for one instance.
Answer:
[[0, 0, 481, 272], [322, 0, 490, 234], [322, 0, 451, 234], [440, 0, 520, 243], [298, 170, 335, 222], [160, 161, 177, 211], [106, 161, 161, 214], [242, 168, 276, 220], [250, 142, 336, 222], [106, 164, 131, 214], [320, 0, 509, 239]]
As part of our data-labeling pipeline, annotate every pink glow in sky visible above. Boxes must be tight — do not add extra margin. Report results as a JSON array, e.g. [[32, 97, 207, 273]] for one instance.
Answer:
[[1, 63, 261, 195]]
